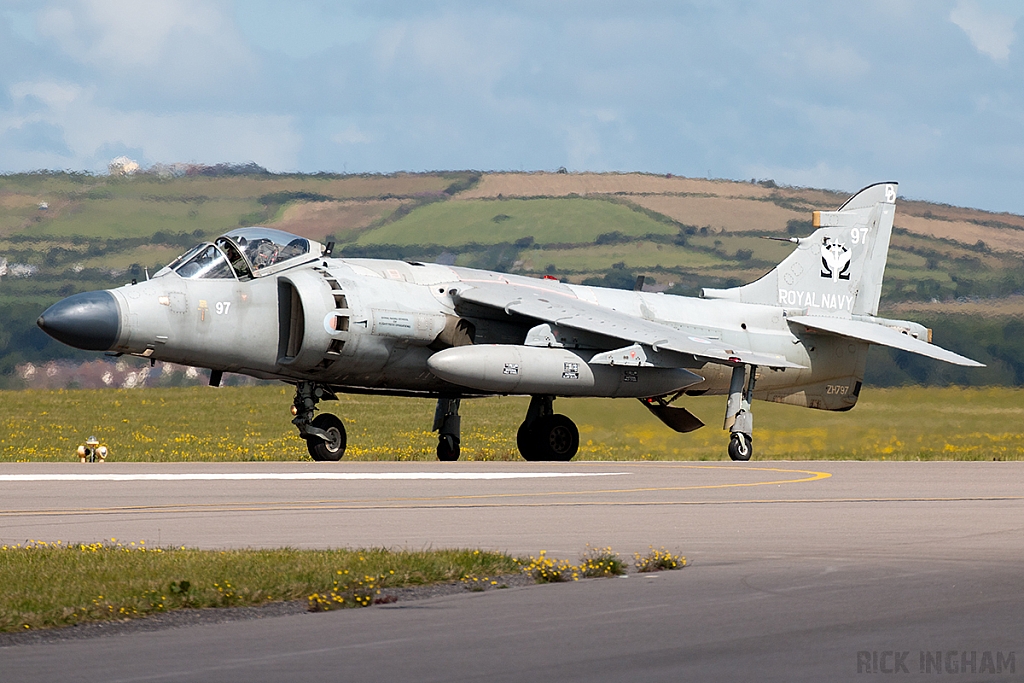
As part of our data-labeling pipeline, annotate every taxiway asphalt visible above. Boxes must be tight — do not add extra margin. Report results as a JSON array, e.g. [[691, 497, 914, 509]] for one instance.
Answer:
[[2, 460, 1022, 682]]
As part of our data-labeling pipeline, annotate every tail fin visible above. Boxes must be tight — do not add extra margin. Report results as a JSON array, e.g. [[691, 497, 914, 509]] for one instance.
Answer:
[[701, 182, 898, 317]]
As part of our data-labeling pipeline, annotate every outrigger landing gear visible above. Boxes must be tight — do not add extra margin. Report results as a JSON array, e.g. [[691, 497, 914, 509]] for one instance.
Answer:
[[517, 395, 580, 462], [292, 381, 346, 461], [724, 365, 756, 462], [433, 398, 461, 461]]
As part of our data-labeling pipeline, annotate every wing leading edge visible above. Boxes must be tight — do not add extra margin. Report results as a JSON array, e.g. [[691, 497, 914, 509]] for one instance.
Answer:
[[456, 283, 805, 369]]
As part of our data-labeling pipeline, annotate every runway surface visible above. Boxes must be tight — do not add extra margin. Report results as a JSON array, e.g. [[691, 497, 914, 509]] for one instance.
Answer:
[[2, 460, 1023, 682]]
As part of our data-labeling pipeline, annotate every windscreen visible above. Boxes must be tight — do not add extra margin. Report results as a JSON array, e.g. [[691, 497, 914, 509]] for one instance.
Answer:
[[154, 227, 316, 279], [174, 244, 235, 279]]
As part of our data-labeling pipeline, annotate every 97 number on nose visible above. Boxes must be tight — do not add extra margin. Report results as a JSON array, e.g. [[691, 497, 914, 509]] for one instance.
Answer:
[[216, 302, 231, 315]]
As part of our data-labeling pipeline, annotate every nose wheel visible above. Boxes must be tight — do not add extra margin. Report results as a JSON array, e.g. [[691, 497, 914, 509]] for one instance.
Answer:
[[291, 381, 347, 461], [307, 413, 347, 461]]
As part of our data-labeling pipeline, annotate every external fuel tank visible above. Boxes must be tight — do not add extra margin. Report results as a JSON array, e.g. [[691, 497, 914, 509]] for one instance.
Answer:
[[426, 345, 702, 398]]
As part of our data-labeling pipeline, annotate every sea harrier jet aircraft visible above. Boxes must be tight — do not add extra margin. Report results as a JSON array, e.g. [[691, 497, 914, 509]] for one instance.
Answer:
[[38, 182, 982, 462]]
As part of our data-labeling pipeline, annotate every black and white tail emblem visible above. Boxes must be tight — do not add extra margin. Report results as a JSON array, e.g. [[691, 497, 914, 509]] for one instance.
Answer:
[[820, 238, 851, 283]]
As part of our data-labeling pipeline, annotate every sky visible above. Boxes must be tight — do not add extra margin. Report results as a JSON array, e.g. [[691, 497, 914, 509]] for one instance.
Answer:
[[1, 0, 1023, 213]]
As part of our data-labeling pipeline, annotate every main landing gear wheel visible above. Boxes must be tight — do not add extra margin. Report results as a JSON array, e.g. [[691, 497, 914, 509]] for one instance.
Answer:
[[437, 434, 460, 462], [306, 413, 347, 461], [433, 398, 462, 462], [518, 414, 580, 462], [728, 432, 752, 462], [516, 422, 531, 458]]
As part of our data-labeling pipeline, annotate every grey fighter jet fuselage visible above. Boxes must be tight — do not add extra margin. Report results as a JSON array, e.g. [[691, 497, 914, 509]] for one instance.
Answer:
[[38, 183, 983, 462]]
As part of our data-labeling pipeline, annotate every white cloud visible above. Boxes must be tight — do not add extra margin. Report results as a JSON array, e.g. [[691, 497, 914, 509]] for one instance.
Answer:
[[234, 1, 379, 59], [950, 1, 1017, 63], [9, 81, 84, 110], [563, 121, 603, 170], [741, 161, 867, 196], [2, 2, 1024, 212], [39, 0, 245, 67], [375, 14, 525, 96], [0, 83, 302, 171], [2, 8, 40, 43], [86, 111, 301, 170], [587, 108, 619, 124], [799, 42, 871, 81], [34, 0, 257, 101], [331, 125, 372, 145]]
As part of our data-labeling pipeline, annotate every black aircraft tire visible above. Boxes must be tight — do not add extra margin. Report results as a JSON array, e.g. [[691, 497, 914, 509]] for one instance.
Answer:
[[522, 414, 579, 462], [307, 413, 347, 462], [728, 433, 752, 462], [541, 414, 580, 461], [517, 422, 540, 461], [437, 435, 460, 462]]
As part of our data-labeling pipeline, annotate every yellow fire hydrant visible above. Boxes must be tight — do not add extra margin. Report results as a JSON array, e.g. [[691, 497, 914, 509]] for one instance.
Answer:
[[77, 436, 108, 463]]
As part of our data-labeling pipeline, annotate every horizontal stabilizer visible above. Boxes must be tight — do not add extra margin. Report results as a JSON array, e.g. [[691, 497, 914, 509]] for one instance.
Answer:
[[642, 402, 705, 433], [788, 316, 984, 367]]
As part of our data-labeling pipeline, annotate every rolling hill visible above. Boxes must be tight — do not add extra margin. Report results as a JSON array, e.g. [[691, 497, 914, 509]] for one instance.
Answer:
[[1, 169, 1021, 388]]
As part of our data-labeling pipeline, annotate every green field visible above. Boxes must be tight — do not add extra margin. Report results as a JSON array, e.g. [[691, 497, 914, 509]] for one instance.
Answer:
[[0, 171, 472, 240], [2, 386, 1021, 462], [520, 241, 730, 274], [26, 197, 261, 239], [354, 197, 677, 246]]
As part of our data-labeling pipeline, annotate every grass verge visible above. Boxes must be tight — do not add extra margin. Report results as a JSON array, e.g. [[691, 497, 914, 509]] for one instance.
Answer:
[[0, 541, 520, 632], [3, 386, 1023, 462]]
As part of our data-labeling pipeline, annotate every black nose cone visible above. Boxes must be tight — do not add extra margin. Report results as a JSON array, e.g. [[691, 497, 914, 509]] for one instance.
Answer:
[[37, 290, 120, 351]]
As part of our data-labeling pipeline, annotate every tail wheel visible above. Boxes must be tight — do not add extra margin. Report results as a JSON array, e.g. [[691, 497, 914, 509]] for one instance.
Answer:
[[518, 414, 579, 462], [437, 435, 460, 462], [307, 413, 346, 461], [728, 432, 752, 462]]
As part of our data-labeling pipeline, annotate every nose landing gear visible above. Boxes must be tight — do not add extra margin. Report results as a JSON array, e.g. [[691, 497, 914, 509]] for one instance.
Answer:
[[292, 381, 346, 461]]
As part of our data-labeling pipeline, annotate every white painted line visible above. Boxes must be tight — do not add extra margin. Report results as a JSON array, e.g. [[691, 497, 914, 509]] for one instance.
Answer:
[[0, 472, 629, 482]]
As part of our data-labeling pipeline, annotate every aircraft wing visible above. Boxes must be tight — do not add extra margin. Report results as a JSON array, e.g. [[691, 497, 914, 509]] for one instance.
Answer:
[[787, 315, 984, 367], [456, 282, 805, 369]]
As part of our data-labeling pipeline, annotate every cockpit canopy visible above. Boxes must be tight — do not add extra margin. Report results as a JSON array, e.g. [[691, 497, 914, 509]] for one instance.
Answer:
[[157, 228, 324, 280]]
